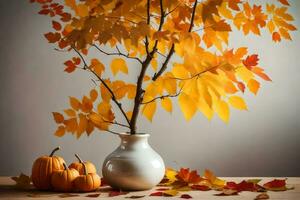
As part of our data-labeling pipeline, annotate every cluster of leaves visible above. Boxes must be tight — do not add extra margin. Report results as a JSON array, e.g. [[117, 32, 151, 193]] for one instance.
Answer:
[[152, 168, 293, 198], [11, 169, 294, 199], [30, 0, 297, 136]]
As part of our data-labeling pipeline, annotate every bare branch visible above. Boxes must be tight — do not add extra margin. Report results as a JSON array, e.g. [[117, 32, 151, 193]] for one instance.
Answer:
[[72, 47, 131, 126], [93, 44, 143, 64], [157, 51, 167, 58]]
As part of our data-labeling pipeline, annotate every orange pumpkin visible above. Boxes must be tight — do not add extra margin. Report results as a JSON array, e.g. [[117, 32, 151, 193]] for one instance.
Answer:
[[69, 154, 97, 175], [74, 163, 101, 192], [51, 163, 79, 192], [31, 146, 65, 190]]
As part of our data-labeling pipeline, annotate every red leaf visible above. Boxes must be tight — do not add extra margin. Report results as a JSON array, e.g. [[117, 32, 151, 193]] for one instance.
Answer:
[[72, 57, 81, 65], [44, 32, 60, 43], [64, 60, 76, 73], [150, 192, 163, 196], [60, 12, 71, 22], [58, 40, 68, 49], [263, 179, 287, 191], [108, 190, 128, 197], [181, 194, 192, 199], [243, 54, 259, 70], [225, 181, 257, 192], [278, 0, 290, 6], [176, 168, 202, 184], [86, 193, 101, 198], [38, 9, 50, 15], [191, 184, 211, 191], [237, 82, 245, 93], [255, 193, 270, 200], [52, 20, 61, 31]]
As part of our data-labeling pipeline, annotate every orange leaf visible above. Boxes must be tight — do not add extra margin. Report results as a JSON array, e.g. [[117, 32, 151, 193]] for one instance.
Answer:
[[247, 79, 260, 95], [52, 20, 62, 31], [263, 179, 287, 191], [69, 97, 81, 111], [52, 112, 64, 123], [228, 0, 241, 11], [272, 32, 281, 42], [252, 67, 272, 81], [237, 82, 245, 93], [54, 126, 66, 137], [176, 168, 202, 184], [212, 20, 232, 32]]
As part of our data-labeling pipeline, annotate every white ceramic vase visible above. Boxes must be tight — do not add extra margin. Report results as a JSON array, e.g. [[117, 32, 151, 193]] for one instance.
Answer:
[[102, 133, 165, 190]]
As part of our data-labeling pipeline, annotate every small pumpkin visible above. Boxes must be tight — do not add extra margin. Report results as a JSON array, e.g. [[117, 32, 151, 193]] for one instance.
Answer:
[[74, 163, 101, 192], [51, 163, 79, 192], [31, 146, 65, 190], [69, 154, 97, 175]]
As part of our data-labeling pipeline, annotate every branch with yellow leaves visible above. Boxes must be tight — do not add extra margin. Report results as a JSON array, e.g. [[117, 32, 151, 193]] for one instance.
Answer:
[[141, 87, 183, 105], [152, 0, 198, 81], [72, 47, 131, 126], [93, 44, 143, 64]]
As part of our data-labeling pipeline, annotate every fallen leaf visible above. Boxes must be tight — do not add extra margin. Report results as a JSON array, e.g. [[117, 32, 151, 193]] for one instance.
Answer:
[[125, 195, 146, 199], [255, 193, 269, 200], [263, 179, 288, 191], [86, 193, 101, 198], [59, 193, 80, 198], [180, 194, 192, 199], [108, 190, 129, 197], [11, 173, 31, 189], [191, 184, 211, 191], [215, 189, 238, 196]]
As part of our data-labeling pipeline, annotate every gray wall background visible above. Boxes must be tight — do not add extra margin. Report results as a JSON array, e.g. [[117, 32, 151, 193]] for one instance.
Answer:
[[0, 0, 299, 176]]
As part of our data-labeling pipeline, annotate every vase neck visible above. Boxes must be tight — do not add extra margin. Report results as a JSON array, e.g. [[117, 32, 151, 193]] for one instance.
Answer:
[[118, 133, 150, 150]]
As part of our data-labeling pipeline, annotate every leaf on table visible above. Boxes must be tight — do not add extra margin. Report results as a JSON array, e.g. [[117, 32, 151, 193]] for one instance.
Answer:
[[150, 189, 178, 197], [11, 173, 31, 189], [190, 184, 211, 191], [59, 193, 80, 198], [203, 169, 226, 189], [180, 194, 192, 199], [263, 179, 289, 191], [159, 168, 178, 186], [156, 188, 169, 191], [125, 195, 146, 199], [175, 168, 202, 185], [254, 193, 269, 200], [225, 180, 258, 192], [108, 190, 129, 197], [86, 193, 101, 198], [214, 189, 238, 196]]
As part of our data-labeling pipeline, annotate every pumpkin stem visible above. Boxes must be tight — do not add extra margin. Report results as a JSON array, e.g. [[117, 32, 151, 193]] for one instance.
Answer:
[[63, 162, 68, 170], [83, 162, 88, 175], [75, 154, 83, 163], [49, 146, 60, 157]]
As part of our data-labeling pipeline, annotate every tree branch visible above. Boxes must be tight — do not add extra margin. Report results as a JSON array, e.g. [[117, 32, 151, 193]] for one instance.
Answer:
[[141, 88, 183, 104], [93, 44, 143, 64], [172, 65, 219, 81], [152, 0, 198, 81], [72, 47, 131, 126]]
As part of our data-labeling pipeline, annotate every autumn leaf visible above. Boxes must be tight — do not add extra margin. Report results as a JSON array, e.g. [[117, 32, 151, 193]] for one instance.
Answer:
[[11, 173, 31, 189], [176, 168, 202, 185], [44, 32, 60, 43], [161, 97, 172, 113], [111, 58, 128, 76], [125, 195, 146, 199], [215, 100, 230, 123], [64, 60, 76, 73], [150, 190, 178, 197], [52, 20, 61, 31], [52, 112, 64, 123], [191, 184, 211, 191], [180, 194, 192, 199], [243, 54, 259, 70], [278, 0, 290, 6], [214, 189, 238, 196], [90, 59, 105, 77], [263, 179, 288, 191], [247, 79, 260, 95], [204, 169, 226, 189], [108, 190, 129, 197], [69, 97, 81, 111], [178, 93, 197, 121], [86, 193, 101, 198], [255, 193, 270, 200], [228, 96, 247, 110], [54, 125, 66, 137], [142, 101, 156, 121]]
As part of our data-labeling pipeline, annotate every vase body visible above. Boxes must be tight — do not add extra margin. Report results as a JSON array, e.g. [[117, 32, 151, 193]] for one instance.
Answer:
[[102, 133, 165, 190]]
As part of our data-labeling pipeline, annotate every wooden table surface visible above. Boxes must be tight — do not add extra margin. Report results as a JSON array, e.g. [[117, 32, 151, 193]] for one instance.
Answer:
[[0, 177, 299, 200]]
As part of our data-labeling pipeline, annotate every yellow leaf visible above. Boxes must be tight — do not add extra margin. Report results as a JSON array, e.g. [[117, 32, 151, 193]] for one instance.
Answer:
[[64, 118, 77, 133], [161, 97, 172, 113], [151, 59, 158, 71], [127, 84, 136, 99], [64, 109, 76, 117], [98, 101, 115, 122], [77, 114, 87, 138], [215, 100, 230, 122], [76, 4, 89, 17], [178, 93, 197, 121], [142, 101, 157, 121], [163, 189, 178, 196], [111, 58, 128, 76], [69, 97, 81, 111], [197, 98, 214, 120], [228, 96, 247, 110], [204, 169, 226, 189], [248, 79, 260, 95], [100, 81, 112, 102], [54, 126, 66, 137], [52, 112, 64, 123], [65, 0, 76, 10], [90, 89, 98, 101], [90, 59, 105, 77]]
